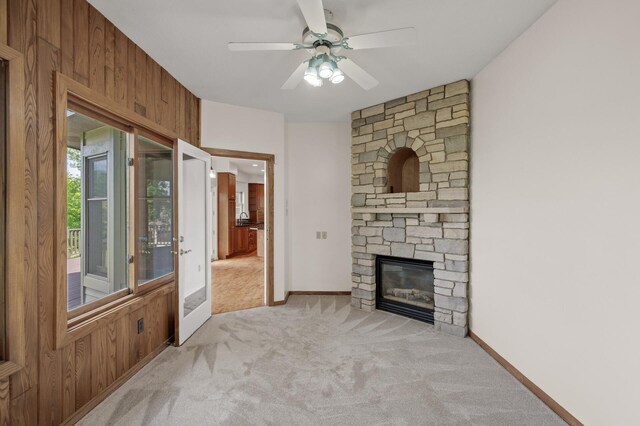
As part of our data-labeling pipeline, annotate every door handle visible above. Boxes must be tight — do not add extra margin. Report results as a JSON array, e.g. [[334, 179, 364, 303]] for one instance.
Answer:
[[180, 249, 192, 255]]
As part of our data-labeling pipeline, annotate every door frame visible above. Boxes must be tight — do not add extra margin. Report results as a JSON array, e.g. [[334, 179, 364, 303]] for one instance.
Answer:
[[202, 148, 275, 306]]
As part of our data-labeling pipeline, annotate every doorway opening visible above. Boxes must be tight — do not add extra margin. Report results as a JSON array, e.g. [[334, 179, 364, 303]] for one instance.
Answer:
[[206, 149, 274, 314]]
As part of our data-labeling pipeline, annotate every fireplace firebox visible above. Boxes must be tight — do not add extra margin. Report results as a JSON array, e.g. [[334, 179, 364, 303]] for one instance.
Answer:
[[376, 256, 434, 323]]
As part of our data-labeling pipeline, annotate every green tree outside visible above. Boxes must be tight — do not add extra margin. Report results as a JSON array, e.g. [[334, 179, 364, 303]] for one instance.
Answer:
[[67, 148, 81, 230]]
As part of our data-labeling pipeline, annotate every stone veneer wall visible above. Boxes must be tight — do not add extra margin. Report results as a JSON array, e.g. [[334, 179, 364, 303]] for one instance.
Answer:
[[350, 80, 470, 337]]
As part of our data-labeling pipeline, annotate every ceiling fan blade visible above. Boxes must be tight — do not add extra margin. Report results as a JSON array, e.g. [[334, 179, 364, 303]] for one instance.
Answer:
[[339, 58, 379, 90], [296, 0, 327, 35], [228, 42, 298, 52], [344, 27, 416, 50], [281, 62, 308, 90]]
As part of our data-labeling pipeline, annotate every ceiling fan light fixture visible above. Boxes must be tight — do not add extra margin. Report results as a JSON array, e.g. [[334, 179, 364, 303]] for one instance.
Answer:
[[304, 61, 324, 87], [330, 67, 345, 84], [308, 75, 323, 87], [318, 57, 335, 79]]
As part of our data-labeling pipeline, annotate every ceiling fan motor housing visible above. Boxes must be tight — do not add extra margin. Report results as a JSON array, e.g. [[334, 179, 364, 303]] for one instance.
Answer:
[[302, 22, 344, 47]]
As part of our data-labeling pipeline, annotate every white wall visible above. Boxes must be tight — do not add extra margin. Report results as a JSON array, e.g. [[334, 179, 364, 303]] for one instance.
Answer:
[[470, 0, 640, 424], [201, 101, 287, 300], [286, 123, 352, 292]]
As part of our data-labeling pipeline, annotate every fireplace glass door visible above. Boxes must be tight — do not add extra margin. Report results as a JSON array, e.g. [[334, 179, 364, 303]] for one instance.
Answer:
[[377, 256, 434, 323]]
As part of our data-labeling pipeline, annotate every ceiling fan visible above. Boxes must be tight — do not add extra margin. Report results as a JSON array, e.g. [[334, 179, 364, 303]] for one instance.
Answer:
[[227, 0, 416, 90]]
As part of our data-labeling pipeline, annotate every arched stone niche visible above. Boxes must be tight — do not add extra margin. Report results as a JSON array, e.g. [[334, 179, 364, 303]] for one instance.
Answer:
[[387, 148, 419, 193]]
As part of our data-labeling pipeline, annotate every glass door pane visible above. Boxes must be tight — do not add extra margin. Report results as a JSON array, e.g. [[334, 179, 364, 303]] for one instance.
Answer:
[[136, 135, 174, 284], [85, 155, 109, 278]]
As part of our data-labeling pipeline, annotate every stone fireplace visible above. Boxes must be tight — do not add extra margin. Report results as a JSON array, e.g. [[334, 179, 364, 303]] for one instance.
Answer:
[[350, 80, 470, 337]]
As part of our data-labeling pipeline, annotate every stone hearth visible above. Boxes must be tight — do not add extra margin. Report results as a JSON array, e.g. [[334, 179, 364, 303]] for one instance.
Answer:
[[350, 80, 470, 337]]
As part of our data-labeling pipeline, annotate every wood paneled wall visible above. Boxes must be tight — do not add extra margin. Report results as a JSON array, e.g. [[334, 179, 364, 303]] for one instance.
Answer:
[[1, 0, 200, 424]]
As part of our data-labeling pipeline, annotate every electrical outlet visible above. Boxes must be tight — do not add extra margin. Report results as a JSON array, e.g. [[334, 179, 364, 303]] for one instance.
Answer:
[[316, 231, 321, 239], [137, 318, 144, 334], [322, 231, 327, 239]]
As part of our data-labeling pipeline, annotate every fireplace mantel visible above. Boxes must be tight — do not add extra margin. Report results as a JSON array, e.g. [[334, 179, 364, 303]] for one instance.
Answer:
[[351, 206, 468, 214]]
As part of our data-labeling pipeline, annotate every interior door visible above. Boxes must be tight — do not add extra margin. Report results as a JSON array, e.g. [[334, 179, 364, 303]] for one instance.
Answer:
[[177, 139, 212, 345]]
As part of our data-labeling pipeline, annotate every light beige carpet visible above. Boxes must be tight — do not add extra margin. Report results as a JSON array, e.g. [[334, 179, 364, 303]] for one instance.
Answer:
[[79, 296, 562, 425]]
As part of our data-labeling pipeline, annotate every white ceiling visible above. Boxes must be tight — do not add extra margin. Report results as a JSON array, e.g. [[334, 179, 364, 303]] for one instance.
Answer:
[[89, 0, 556, 122], [230, 158, 265, 180]]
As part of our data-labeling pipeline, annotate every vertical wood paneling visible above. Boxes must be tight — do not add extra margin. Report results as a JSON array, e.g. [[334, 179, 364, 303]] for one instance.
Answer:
[[0, 378, 9, 424], [90, 327, 107, 397], [7, 0, 38, 403], [72, 0, 88, 85], [61, 342, 76, 419], [145, 54, 156, 123], [87, 5, 104, 94], [59, 0, 73, 77], [74, 334, 91, 410], [113, 28, 127, 106], [134, 45, 146, 116], [9, 387, 37, 425], [37, 37, 62, 426], [115, 315, 129, 378], [104, 20, 115, 99], [5, 0, 199, 422], [106, 322, 117, 386], [36, 0, 59, 48], [0, 0, 6, 44], [129, 307, 144, 367], [126, 38, 135, 111]]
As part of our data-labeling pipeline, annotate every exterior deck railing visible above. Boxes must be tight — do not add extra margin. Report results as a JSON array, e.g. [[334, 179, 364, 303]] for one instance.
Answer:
[[67, 228, 81, 258]]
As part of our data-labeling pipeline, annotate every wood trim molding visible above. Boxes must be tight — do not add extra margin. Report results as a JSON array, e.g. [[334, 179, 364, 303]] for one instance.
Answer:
[[57, 72, 178, 140], [200, 147, 276, 307], [1, 43, 27, 382], [204, 147, 274, 162], [273, 291, 352, 306], [468, 330, 583, 426], [0, 361, 21, 381]]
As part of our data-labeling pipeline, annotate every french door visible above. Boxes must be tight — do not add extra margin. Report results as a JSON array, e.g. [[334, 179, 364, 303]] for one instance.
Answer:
[[176, 139, 212, 344]]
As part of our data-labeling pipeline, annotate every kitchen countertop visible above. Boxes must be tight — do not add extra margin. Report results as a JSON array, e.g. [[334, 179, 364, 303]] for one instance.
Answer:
[[235, 221, 264, 230]]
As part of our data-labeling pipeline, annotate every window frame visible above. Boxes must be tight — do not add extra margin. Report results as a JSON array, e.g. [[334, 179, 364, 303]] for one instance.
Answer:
[[0, 44, 26, 379], [55, 73, 178, 349]]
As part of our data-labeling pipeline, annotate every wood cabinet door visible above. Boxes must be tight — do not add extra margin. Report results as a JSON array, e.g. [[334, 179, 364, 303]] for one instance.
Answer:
[[228, 201, 236, 254], [235, 227, 248, 252], [248, 229, 257, 252], [229, 173, 236, 200]]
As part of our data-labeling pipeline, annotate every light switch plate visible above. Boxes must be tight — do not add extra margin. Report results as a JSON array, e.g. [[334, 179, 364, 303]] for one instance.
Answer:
[[316, 231, 321, 239], [322, 231, 327, 239]]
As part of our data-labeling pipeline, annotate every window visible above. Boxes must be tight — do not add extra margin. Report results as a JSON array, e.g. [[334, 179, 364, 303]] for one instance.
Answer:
[[137, 135, 174, 284], [66, 109, 130, 312], [56, 74, 177, 347], [0, 59, 6, 359], [64, 105, 175, 316], [236, 191, 245, 219]]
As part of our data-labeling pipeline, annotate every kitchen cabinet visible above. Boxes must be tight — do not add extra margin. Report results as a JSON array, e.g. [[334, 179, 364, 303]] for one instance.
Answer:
[[235, 226, 249, 253], [257, 229, 264, 258], [248, 228, 257, 252], [217, 172, 236, 259], [249, 183, 264, 224]]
